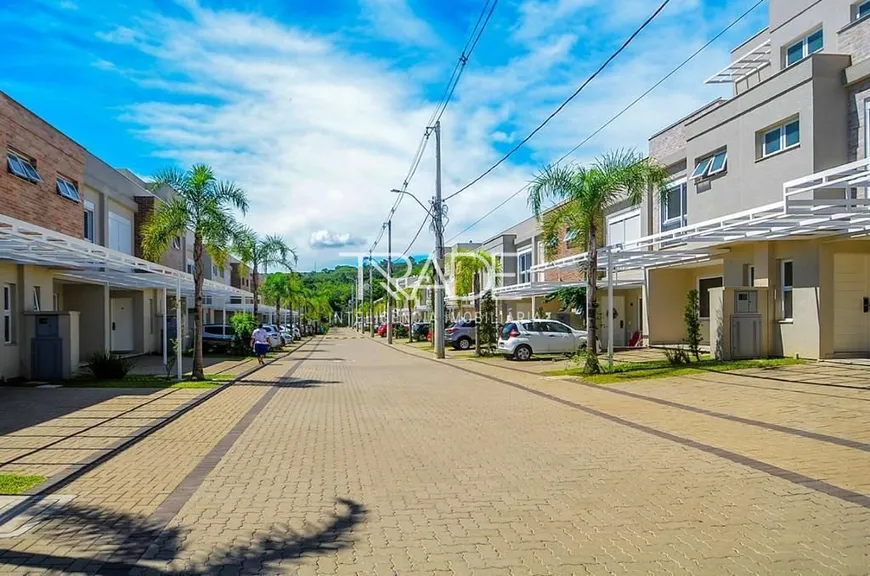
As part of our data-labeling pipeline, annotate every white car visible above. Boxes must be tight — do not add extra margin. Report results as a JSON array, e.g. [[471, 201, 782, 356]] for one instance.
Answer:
[[260, 324, 283, 348], [498, 320, 587, 361]]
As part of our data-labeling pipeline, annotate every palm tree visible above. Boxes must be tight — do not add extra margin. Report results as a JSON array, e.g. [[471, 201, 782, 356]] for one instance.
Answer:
[[235, 229, 297, 319], [262, 273, 293, 329], [528, 150, 668, 374], [450, 249, 500, 356], [142, 164, 249, 380]]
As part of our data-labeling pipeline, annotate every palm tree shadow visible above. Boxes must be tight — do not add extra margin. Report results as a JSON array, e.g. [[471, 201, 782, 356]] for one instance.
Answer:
[[0, 498, 366, 575]]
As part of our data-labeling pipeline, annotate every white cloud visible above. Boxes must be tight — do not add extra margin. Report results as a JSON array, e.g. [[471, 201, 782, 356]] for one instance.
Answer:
[[358, 0, 440, 47], [91, 0, 765, 268], [309, 230, 366, 249]]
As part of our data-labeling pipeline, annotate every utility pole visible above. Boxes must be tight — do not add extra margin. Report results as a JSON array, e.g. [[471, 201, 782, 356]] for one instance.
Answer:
[[433, 120, 446, 359], [387, 219, 393, 344], [368, 253, 374, 337]]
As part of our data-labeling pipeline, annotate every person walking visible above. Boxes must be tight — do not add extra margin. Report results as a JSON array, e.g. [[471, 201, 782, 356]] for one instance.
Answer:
[[250, 323, 269, 365]]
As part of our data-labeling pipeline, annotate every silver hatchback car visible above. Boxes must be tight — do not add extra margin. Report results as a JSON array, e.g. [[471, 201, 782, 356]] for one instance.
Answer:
[[498, 320, 587, 361]]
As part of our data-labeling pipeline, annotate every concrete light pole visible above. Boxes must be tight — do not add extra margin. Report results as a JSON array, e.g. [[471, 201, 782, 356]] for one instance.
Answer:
[[433, 120, 446, 359], [387, 219, 393, 345]]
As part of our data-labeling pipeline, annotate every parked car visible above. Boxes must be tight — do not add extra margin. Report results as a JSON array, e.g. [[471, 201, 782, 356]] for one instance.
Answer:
[[260, 324, 283, 348], [411, 322, 430, 341], [202, 324, 235, 353], [445, 319, 476, 350], [279, 326, 294, 344], [498, 320, 587, 361], [376, 322, 388, 337]]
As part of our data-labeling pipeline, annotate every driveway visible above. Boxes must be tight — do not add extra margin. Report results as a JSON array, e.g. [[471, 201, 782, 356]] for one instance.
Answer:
[[0, 330, 866, 574]]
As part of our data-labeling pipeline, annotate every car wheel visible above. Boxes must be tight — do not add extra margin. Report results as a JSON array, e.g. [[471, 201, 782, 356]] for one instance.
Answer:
[[457, 337, 472, 350], [513, 345, 532, 361]]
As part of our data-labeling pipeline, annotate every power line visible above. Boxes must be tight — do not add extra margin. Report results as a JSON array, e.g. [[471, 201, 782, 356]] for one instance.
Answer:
[[368, 0, 500, 254], [444, 0, 671, 202], [401, 214, 431, 256], [445, 0, 764, 242]]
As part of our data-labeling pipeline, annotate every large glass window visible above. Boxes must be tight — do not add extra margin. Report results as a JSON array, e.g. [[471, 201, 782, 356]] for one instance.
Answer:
[[56, 176, 81, 202], [607, 209, 641, 247], [6, 150, 41, 183], [698, 276, 723, 319], [785, 29, 823, 67], [691, 150, 727, 180], [781, 260, 794, 320], [662, 181, 686, 229], [3, 284, 14, 344], [859, 1, 870, 20], [517, 251, 532, 284], [762, 119, 800, 157], [83, 200, 96, 242]]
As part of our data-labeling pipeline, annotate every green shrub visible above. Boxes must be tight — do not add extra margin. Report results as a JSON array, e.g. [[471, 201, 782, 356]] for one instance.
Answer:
[[229, 313, 257, 356], [87, 351, 134, 380], [663, 347, 691, 366], [684, 289, 702, 361]]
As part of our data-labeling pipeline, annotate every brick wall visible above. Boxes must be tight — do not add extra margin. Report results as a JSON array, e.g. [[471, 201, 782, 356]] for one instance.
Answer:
[[132, 196, 185, 270], [839, 20, 870, 67], [543, 233, 585, 283], [230, 262, 252, 291], [649, 123, 686, 163], [0, 92, 85, 237]]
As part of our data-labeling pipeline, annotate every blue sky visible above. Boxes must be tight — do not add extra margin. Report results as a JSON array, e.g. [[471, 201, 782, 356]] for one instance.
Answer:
[[0, 0, 767, 270]]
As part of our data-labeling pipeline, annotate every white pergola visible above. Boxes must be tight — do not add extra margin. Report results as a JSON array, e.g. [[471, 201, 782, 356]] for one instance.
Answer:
[[706, 39, 771, 84], [0, 214, 260, 380], [491, 279, 644, 301]]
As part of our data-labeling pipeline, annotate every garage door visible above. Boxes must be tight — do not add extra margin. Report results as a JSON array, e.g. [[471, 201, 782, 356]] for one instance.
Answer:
[[833, 254, 870, 354]]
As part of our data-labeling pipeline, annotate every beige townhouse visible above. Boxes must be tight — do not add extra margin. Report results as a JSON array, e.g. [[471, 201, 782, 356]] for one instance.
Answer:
[[534, 0, 870, 360]]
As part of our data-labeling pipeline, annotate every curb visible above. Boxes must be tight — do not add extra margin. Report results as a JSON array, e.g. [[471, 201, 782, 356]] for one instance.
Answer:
[[0, 337, 320, 527]]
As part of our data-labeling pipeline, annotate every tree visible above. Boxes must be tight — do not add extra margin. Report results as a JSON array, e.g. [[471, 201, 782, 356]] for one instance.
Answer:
[[262, 273, 293, 329], [529, 150, 668, 374], [684, 289, 702, 361], [235, 229, 297, 318], [142, 164, 248, 380], [449, 249, 500, 356], [479, 290, 498, 355]]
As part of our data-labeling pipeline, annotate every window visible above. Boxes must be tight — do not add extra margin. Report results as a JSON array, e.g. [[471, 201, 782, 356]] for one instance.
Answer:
[[698, 276, 723, 319], [662, 181, 687, 229], [149, 298, 154, 334], [53, 293, 59, 311], [785, 29, 823, 67], [859, 1, 870, 20], [607, 208, 641, 247], [691, 150, 727, 180], [32, 286, 41, 312], [564, 229, 579, 248], [220, 266, 225, 279], [187, 260, 194, 274], [781, 260, 793, 320], [762, 119, 800, 157], [212, 264, 218, 277], [108, 212, 133, 254], [544, 321, 571, 334], [83, 200, 96, 242], [56, 176, 81, 202], [6, 150, 41, 182], [3, 284, 14, 344], [517, 251, 532, 284], [743, 264, 755, 287], [172, 236, 181, 250]]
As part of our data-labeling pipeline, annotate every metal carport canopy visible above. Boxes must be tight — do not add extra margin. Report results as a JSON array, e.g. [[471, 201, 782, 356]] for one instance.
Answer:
[[531, 158, 870, 273], [491, 279, 643, 300], [0, 213, 252, 298]]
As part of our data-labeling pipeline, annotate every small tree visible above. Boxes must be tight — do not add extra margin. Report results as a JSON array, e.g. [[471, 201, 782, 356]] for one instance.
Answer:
[[478, 290, 498, 355], [684, 289, 701, 360]]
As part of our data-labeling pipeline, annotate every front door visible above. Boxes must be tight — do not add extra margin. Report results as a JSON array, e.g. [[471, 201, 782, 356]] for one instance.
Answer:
[[601, 295, 626, 347], [111, 297, 135, 352], [834, 254, 870, 355]]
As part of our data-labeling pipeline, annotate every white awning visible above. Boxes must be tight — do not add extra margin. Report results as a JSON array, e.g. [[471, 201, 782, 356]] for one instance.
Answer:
[[492, 279, 643, 300], [532, 158, 870, 273], [0, 214, 252, 300], [706, 39, 771, 84]]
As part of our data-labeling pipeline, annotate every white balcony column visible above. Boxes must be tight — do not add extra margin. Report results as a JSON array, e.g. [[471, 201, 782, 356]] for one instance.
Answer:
[[222, 300, 226, 336], [162, 288, 168, 368], [607, 249, 614, 371], [176, 279, 182, 381]]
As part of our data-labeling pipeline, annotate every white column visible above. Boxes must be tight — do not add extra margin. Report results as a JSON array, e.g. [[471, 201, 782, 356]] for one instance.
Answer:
[[222, 300, 226, 335], [162, 288, 168, 367], [104, 283, 111, 353], [176, 279, 182, 381], [607, 249, 614, 371]]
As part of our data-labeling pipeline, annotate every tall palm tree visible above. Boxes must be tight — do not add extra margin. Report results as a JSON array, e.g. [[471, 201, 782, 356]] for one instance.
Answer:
[[262, 272, 293, 329], [142, 164, 249, 380], [450, 249, 500, 356], [529, 150, 668, 374], [235, 229, 297, 318]]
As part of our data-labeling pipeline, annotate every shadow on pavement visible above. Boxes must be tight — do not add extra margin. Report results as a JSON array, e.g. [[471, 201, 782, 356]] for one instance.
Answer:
[[0, 498, 366, 575], [239, 378, 341, 388]]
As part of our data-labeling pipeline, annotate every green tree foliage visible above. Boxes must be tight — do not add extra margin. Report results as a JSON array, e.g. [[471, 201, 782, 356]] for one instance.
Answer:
[[478, 290, 498, 356], [141, 164, 249, 380], [235, 229, 297, 317], [448, 249, 500, 356], [684, 289, 702, 361], [229, 313, 257, 356], [529, 150, 668, 374]]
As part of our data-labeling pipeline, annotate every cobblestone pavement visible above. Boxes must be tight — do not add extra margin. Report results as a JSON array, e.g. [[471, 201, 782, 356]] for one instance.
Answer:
[[0, 330, 868, 574]]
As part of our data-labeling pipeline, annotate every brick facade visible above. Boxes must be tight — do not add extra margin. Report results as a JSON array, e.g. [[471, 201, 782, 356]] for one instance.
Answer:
[[848, 79, 870, 164], [133, 195, 185, 270], [839, 19, 870, 67], [544, 233, 585, 283], [0, 92, 85, 238], [649, 123, 686, 163]]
